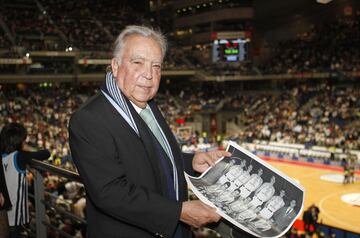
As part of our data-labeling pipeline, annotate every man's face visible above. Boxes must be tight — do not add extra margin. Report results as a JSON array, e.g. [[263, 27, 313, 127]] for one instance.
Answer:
[[111, 35, 163, 108]]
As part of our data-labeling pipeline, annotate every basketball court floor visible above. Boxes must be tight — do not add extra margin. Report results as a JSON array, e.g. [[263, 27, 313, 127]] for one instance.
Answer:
[[265, 158, 360, 234]]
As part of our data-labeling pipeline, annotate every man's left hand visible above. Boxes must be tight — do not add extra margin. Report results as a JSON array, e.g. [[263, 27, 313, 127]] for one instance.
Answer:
[[192, 150, 231, 173]]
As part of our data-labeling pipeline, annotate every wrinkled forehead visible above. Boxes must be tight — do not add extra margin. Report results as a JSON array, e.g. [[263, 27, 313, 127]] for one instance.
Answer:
[[123, 34, 163, 60]]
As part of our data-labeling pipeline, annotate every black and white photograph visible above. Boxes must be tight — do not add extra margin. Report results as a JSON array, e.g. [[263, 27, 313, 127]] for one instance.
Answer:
[[186, 141, 305, 238]]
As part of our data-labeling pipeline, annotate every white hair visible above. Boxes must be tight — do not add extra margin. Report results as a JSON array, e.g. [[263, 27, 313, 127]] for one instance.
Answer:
[[113, 25, 167, 63]]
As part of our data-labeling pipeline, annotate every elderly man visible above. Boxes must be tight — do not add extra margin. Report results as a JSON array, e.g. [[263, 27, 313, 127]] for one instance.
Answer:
[[69, 25, 229, 238]]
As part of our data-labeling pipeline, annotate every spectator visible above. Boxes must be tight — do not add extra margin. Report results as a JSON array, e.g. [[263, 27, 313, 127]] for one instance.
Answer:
[[0, 157, 11, 238], [0, 122, 50, 238]]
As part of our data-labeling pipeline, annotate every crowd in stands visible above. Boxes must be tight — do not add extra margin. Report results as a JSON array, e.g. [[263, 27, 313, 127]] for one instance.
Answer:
[[0, 79, 358, 163], [156, 80, 360, 154], [223, 82, 359, 151], [0, 29, 12, 50], [3, 5, 59, 50], [0, 83, 97, 161], [37, 0, 112, 51], [40, 162, 86, 238], [1, 1, 359, 77], [0, 0, 148, 52], [259, 11, 360, 74], [0, 83, 93, 237]]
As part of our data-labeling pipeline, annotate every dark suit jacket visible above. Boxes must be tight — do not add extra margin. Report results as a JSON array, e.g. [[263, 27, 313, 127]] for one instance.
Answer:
[[69, 92, 194, 238]]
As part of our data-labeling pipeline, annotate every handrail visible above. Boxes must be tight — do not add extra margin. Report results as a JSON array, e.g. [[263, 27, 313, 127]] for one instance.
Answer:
[[30, 159, 82, 182], [29, 160, 84, 238], [42, 195, 86, 224]]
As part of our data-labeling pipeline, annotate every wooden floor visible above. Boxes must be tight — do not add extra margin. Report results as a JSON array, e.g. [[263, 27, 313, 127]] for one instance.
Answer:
[[267, 160, 360, 234]]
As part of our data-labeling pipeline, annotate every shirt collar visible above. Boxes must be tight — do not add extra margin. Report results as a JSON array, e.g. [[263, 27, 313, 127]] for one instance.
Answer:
[[130, 101, 149, 114]]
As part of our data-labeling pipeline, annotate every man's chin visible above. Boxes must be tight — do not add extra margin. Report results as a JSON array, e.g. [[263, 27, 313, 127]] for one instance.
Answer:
[[131, 96, 153, 107]]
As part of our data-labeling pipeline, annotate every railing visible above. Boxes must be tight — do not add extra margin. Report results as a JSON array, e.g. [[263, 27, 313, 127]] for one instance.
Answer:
[[29, 160, 83, 238]]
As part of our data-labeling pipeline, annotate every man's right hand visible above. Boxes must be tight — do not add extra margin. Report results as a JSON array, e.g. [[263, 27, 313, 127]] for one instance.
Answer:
[[180, 200, 221, 228]]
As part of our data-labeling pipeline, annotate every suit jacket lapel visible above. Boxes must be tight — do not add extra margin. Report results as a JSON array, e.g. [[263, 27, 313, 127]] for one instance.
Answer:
[[149, 101, 188, 201], [100, 93, 140, 139], [123, 97, 169, 196], [149, 101, 184, 171], [100, 93, 166, 195]]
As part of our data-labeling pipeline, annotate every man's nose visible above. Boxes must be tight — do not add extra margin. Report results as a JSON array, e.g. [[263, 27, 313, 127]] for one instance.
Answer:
[[142, 63, 153, 79]]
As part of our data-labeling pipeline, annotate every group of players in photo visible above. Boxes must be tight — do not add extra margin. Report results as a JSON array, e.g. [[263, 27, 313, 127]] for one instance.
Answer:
[[198, 158, 298, 234]]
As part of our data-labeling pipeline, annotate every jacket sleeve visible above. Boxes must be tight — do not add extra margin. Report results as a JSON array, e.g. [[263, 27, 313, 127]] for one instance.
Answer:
[[68, 110, 182, 237], [17, 150, 50, 170], [181, 152, 195, 176]]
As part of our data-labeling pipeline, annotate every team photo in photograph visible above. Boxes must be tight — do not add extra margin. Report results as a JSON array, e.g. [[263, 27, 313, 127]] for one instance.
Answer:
[[186, 141, 305, 238]]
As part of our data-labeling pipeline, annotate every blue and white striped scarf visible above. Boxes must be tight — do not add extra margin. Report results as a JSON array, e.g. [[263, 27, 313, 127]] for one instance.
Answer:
[[101, 72, 179, 200], [101, 72, 139, 135]]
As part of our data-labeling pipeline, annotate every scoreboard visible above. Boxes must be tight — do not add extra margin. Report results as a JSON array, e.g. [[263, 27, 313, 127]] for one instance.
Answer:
[[212, 39, 248, 63]]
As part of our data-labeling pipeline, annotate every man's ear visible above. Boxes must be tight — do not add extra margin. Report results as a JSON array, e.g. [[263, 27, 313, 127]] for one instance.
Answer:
[[111, 58, 119, 75]]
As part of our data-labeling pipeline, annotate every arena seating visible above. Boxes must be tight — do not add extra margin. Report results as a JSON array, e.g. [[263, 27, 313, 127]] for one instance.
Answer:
[[1, 79, 358, 163], [1, 1, 360, 76]]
